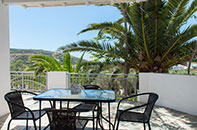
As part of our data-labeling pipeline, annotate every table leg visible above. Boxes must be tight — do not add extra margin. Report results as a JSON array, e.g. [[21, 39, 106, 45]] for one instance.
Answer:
[[108, 102, 111, 130], [53, 101, 56, 108], [98, 102, 104, 130], [60, 101, 62, 109], [98, 102, 114, 130], [93, 108, 95, 130], [96, 105, 98, 130], [67, 101, 70, 108], [39, 101, 41, 130]]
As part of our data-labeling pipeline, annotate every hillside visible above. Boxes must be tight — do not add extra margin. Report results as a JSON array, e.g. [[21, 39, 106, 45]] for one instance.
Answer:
[[10, 48, 84, 71]]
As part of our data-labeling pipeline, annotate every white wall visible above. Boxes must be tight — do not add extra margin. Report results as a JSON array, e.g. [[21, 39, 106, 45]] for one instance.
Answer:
[[139, 73, 197, 116], [47, 72, 69, 89], [0, 2, 10, 117]]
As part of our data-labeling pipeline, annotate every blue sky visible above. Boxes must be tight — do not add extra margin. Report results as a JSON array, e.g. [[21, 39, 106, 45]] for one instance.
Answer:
[[9, 5, 121, 60], [9, 1, 196, 60]]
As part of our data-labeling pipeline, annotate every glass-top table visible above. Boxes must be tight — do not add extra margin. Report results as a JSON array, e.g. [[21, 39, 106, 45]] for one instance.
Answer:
[[34, 88, 116, 102], [33, 88, 116, 130]]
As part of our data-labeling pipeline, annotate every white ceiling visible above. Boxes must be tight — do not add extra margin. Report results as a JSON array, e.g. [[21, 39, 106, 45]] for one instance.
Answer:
[[3, 0, 146, 8]]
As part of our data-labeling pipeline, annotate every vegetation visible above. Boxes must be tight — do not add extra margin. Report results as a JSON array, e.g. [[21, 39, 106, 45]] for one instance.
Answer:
[[26, 52, 85, 75], [11, 58, 28, 71], [10, 1, 197, 96], [59, 0, 197, 74], [10, 48, 84, 71], [10, 48, 53, 55], [10, 48, 53, 71], [169, 68, 197, 75]]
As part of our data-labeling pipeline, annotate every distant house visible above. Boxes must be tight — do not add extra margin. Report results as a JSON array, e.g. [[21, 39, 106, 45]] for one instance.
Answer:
[[172, 62, 197, 70], [172, 65, 187, 70], [191, 63, 197, 69]]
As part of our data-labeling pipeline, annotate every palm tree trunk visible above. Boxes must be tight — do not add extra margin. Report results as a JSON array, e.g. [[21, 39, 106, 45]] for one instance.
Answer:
[[188, 44, 197, 75], [121, 4, 130, 50], [123, 61, 130, 96], [121, 4, 130, 96], [188, 60, 191, 75]]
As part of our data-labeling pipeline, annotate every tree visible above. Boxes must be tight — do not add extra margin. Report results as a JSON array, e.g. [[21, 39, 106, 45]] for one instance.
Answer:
[[188, 44, 197, 74], [59, 0, 197, 73], [26, 52, 85, 75], [11, 59, 28, 71]]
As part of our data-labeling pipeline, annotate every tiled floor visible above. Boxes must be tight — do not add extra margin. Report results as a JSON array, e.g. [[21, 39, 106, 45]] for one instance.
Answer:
[[1, 95, 197, 130], [0, 114, 9, 129]]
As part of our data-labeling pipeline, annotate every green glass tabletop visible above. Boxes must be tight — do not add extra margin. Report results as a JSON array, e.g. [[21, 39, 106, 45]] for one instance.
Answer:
[[33, 88, 116, 102]]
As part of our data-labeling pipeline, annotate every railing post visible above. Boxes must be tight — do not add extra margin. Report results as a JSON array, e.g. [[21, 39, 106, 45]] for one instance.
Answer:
[[65, 72, 71, 88], [123, 74, 128, 97], [99, 74, 101, 87], [134, 75, 137, 95], [46, 72, 48, 90], [22, 72, 24, 90], [134, 75, 138, 101]]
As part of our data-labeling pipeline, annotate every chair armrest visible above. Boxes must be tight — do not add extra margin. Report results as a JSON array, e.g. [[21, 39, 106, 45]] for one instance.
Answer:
[[21, 90, 54, 108], [117, 98, 157, 118], [118, 103, 148, 117], [16, 90, 37, 96], [117, 93, 151, 110], [8, 100, 36, 118], [117, 103, 148, 120], [8, 100, 32, 111]]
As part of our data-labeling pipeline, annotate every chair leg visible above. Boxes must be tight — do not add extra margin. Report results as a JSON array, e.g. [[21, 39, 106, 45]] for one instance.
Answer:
[[113, 112, 118, 130], [143, 123, 146, 130], [33, 120, 37, 130], [113, 119, 116, 130], [67, 101, 70, 108], [115, 120, 120, 130], [93, 110, 95, 130], [7, 119, 12, 130], [96, 105, 99, 130], [96, 119, 98, 130], [26, 119, 28, 130], [148, 122, 151, 130]]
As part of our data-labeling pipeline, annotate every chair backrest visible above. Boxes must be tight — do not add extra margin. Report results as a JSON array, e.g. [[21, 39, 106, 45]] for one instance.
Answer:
[[4, 91, 25, 118], [83, 85, 101, 90], [144, 93, 159, 120]]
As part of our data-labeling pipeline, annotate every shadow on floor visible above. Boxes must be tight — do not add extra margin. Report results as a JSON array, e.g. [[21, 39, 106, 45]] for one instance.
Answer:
[[11, 125, 102, 130], [150, 106, 197, 130], [1, 102, 197, 130], [0, 114, 9, 129]]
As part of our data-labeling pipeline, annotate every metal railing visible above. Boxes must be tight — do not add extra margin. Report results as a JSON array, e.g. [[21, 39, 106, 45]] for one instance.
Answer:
[[10, 71, 138, 96], [69, 72, 138, 97], [10, 71, 47, 92]]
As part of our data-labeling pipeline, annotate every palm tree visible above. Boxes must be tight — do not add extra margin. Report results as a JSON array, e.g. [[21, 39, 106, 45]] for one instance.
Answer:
[[188, 44, 197, 74], [26, 52, 85, 75], [59, 0, 197, 73]]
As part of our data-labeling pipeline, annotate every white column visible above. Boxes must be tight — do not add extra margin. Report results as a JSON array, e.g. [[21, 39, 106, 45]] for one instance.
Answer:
[[47, 71, 68, 89], [65, 72, 70, 88], [0, 1, 10, 117]]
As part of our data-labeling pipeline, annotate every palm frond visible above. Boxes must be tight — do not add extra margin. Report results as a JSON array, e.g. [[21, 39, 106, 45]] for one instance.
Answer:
[[63, 53, 72, 72], [176, 0, 197, 30], [167, 0, 190, 28], [29, 55, 61, 71], [74, 52, 85, 72]]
